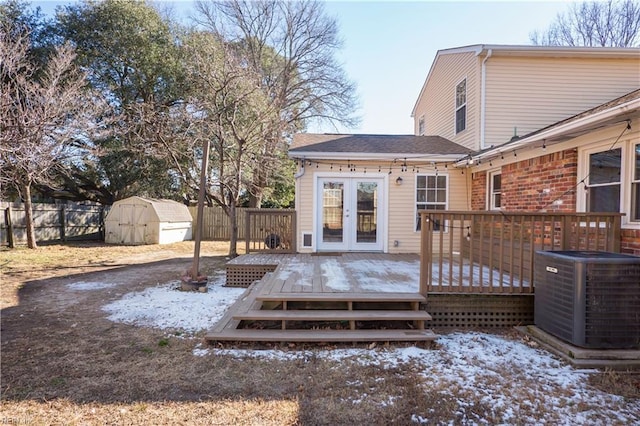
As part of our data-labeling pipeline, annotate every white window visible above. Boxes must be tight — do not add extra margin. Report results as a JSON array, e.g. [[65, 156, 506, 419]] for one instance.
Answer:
[[632, 143, 640, 221], [489, 171, 502, 210], [455, 79, 466, 134], [579, 137, 640, 228], [416, 174, 448, 231], [418, 116, 425, 135], [586, 148, 621, 213]]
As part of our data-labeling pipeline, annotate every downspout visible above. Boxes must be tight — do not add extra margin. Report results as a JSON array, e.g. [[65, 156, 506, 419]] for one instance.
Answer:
[[480, 49, 492, 149]]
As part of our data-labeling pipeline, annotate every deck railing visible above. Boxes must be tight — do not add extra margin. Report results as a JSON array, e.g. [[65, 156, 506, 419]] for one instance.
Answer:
[[419, 211, 623, 295], [245, 209, 297, 254]]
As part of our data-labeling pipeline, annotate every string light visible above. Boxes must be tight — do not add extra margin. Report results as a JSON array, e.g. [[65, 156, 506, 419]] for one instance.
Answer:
[[542, 139, 547, 151]]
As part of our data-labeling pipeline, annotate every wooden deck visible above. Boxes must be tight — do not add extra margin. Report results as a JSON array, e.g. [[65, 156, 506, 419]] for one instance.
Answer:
[[207, 253, 437, 343]]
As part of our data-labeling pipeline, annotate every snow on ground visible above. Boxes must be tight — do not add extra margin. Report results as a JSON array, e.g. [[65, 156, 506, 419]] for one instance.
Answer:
[[95, 270, 638, 424], [101, 271, 244, 334], [67, 281, 118, 291]]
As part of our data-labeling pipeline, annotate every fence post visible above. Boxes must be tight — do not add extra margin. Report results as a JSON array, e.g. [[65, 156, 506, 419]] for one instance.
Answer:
[[5, 207, 14, 248], [60, 205, 66, 242]]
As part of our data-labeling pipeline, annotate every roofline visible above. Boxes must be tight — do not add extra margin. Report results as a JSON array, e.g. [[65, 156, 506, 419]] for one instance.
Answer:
[[455, 96, 640, 166], [288, 152, 464, 162], [410, 44, 640, 117]]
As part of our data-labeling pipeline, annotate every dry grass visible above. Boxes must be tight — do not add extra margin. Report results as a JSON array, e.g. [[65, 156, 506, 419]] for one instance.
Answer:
[[1, 241, 638, 424]]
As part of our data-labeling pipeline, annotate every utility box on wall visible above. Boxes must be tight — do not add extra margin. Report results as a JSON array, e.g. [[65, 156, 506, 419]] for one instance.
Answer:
[[534, 250, 640, 349], [105, 196, 192, 245]]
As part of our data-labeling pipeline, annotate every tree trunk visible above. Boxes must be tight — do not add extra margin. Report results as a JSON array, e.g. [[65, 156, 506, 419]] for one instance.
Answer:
[[22, 183, 37, 249], [228, 200, 238, 258]]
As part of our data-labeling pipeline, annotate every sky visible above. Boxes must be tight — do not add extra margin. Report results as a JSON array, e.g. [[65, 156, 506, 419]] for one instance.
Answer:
[[34, 0, 572, 134]]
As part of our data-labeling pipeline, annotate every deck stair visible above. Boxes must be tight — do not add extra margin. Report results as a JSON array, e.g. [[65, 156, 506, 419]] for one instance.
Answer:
[[206, 253, 437, 343], [207, 279, 436, 343]]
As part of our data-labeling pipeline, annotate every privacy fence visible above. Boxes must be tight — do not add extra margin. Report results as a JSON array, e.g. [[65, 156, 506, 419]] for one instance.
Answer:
[[1, 201, 106, 246], [2, 202, 294, 247]]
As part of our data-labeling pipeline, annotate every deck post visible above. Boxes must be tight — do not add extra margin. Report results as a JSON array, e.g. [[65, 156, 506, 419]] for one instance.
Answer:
[[419, 212, 432, 297]]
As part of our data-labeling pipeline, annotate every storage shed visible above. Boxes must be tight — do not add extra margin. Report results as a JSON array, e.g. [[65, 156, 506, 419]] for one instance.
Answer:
[[105, 196, 193, 245]]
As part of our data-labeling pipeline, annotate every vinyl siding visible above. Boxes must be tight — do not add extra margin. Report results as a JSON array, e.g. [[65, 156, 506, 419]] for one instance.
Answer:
[[388, 169, 470, 254], [484, 56, 640, 147], [294, 161, 471, 254], [413, 51, 481, 150]]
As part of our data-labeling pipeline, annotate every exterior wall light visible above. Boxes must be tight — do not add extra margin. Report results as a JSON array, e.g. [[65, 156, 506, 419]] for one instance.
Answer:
[[395, 176, 403, 185]]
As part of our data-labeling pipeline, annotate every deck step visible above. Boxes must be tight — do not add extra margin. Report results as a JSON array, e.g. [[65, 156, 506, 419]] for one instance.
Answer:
[[205, 328, 438, 342], [256, 292, 426, 303], [234, 309, 432, 322]]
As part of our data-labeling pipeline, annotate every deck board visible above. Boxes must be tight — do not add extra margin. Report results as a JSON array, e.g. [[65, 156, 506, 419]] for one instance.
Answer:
[[256, 292, 426, 303], [234, 310, 432, 321], [206, 328, 437, 342]]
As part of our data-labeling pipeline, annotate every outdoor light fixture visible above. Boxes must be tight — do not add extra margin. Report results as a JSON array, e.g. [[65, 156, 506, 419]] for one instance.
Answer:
[[395, 176, 403, 185]]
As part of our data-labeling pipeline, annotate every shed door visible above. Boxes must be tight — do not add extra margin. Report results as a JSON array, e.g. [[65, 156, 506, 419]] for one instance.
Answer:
[[119, 203, 146, 245]]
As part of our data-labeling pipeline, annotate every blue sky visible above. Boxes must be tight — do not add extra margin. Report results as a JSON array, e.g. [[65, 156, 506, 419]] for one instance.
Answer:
[[35, 0, 572, 134]]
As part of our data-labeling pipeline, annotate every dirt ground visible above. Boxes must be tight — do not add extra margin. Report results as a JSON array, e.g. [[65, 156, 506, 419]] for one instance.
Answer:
[[1, 241, 638, 425]]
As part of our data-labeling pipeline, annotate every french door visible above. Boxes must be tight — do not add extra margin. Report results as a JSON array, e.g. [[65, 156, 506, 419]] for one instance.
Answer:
[[316, 177, 385, 251]]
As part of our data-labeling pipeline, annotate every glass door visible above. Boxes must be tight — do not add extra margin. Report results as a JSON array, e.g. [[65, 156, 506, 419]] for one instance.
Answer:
[[317, 177, 384, 252]]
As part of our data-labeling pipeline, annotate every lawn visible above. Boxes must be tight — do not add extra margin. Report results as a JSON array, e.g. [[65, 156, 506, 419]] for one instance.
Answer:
[[1, 241, 638, 425]]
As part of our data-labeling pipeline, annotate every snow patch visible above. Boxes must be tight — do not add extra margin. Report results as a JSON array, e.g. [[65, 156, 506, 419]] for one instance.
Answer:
[[67, 281, 117, 291], [101, 273, 244, 334]]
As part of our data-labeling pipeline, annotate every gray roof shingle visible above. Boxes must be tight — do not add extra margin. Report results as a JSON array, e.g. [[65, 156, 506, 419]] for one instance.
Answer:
[[290, 134, 471, 156]]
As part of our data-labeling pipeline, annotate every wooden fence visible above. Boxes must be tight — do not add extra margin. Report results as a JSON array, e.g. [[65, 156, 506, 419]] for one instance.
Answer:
[[245, 209, 296, 253], [1, 201, 106, 246], [419, 211, 623, 295], [188, 206, 248, 240]]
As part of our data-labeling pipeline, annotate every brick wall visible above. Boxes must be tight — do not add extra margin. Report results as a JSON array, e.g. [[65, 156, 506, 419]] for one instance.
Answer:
[[501, 150, 578, 212], [621, 228, 640, 256], [471, 171, 486, 211], [470, 148, 640, 255]]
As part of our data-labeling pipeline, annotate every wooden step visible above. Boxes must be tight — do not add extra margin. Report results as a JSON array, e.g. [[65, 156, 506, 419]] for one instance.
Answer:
[[205, 328, 438, 342], [234, 309, 432, 322], [256, 292, 426, 303]]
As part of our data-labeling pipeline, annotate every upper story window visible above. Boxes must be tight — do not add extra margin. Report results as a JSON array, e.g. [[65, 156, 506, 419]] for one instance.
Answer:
[[455, 79, 466, 134], [489, 171, 502, 210], [416, 174, 448, 231], [418, 116, 425, 135]]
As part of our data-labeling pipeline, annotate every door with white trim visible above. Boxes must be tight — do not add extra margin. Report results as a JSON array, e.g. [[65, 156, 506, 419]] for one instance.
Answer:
[[317, 177, 384, 251]]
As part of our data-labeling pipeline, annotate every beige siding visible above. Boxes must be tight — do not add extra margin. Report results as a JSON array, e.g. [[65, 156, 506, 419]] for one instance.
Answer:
[[295, 162, 317, 252], [388, 169, 470, 253], [484, 56, 640, 146], [295, 161, 471, 254], [413, 51, 481, 150]]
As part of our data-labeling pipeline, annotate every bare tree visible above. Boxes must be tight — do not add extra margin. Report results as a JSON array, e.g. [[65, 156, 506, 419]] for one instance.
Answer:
[[0, 29, 103, 248], [182, 31, 280, 257], [194, 0, 359, 207], [530, 0, 640, 47]]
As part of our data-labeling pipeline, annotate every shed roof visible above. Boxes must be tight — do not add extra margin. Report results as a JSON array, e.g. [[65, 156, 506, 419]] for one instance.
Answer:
[[290, 134, 471, 160], [115, 196, 192, 223]]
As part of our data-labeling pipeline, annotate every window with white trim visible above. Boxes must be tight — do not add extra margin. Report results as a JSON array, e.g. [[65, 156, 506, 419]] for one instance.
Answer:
[[455, 79, 466, 134], [632, 143, 640, 221], [580, 136, 640, 227], [416, 174, 447, 231], [418, 116, 425, 135], [586, 148, 621, 213], [489, 171, 502, 210]]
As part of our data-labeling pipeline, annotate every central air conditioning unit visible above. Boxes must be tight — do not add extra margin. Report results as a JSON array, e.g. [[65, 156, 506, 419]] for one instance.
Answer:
[[534, 250, 640, 349]]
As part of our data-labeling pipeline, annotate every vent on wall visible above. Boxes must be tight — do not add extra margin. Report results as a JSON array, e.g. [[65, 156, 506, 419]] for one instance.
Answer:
[[302, 233, 313, 248], [534, 250, 640, 349]]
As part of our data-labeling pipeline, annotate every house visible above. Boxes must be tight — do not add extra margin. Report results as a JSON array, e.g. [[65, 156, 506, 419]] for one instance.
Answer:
[[290, 44, 640, 255]]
